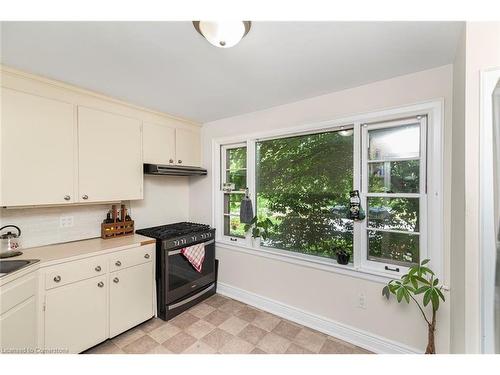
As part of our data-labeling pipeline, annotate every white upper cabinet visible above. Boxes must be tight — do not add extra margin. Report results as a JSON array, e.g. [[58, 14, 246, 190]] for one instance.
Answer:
[[0, 88, 75, 206], [175, 128, 201, 167], [78, 106, 143, 202], [143, 122, 176, 165]]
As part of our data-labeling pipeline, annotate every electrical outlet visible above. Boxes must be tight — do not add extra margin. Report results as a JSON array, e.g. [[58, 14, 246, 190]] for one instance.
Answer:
[[358, 293, 367, 309], [59, 216, 74, 228]]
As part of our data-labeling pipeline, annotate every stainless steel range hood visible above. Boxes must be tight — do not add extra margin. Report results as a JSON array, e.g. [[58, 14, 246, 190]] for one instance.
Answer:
[[143, 163, 207, 176]]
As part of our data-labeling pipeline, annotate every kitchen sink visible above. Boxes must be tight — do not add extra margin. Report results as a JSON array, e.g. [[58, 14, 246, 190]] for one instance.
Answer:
[[0, 259, 39, 277]]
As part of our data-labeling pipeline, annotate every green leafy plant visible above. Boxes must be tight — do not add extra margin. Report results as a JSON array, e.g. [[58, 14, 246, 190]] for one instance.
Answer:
[[244, 216, 273, 240], [382, 259, 445, 354]]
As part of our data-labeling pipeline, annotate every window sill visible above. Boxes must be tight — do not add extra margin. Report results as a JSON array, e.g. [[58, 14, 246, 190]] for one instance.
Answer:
[[216, 239, 399, 285]]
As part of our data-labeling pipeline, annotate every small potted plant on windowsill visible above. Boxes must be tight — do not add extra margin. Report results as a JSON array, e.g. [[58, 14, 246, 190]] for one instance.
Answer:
[[244, 216, 273, 247], [382, 259, 446, 354], [336, 249, 350, 265]]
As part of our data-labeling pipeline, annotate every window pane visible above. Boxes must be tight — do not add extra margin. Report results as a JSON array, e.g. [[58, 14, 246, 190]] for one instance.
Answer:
[[368, 230, 419, 266], [367, 197, 420, 232], [224, 193, 244, 215], [228, 170, 246, 191], [226, 147, 246, 170], [224, 215, 246, 238], [368, 123, 420, 160], [368, 160, 419, 193], [256, 130, 354, 260]]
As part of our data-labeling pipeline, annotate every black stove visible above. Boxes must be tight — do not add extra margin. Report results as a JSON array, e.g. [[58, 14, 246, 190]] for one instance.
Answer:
[[136, 222, 210, 240], [136, 222, 217, 321]]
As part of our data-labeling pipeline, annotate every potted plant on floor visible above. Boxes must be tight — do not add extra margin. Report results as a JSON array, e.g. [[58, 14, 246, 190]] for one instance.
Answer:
[[244, 216, 273, 247], [382, 259, 445, 354]]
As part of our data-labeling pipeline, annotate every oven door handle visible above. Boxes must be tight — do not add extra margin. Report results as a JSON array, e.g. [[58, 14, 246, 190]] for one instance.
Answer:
[[168, 283, 215, 310], [168, 239, 215, 255]]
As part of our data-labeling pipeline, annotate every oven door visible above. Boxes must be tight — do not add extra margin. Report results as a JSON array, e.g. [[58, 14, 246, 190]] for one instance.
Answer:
[[166, 239, 215, 303]]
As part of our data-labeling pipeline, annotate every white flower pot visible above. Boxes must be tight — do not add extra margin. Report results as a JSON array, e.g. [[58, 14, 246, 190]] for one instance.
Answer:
[[252, 237, 261, 248]]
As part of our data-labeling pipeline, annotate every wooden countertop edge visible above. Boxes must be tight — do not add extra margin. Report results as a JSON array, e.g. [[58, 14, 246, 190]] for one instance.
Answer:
[[140, 239, 157, 246]]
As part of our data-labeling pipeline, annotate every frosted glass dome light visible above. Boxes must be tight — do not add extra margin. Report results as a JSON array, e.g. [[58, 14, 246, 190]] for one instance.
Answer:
[[193, 21, 251, 48]]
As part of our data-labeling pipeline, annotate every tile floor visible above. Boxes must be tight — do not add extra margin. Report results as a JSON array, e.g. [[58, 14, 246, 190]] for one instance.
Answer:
[[84, 294, 372, 354]]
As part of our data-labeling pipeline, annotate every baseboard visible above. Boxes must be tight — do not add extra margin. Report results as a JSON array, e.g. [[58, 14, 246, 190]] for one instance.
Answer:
[[217, 282, 420, 354]]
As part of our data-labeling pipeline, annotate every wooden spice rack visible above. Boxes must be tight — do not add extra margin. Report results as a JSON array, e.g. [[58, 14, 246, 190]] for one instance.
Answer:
[[101, 220, 135, 239]]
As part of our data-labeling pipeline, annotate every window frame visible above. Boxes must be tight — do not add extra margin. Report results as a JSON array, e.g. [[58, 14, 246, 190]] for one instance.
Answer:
[[359, 116, 428, 276], [212, 101, 444, 282]]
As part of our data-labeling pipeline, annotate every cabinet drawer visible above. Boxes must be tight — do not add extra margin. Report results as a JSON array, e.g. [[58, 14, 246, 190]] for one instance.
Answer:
[[0, 274, 37, 315], [45, 255, 108, 290], [109, 244, 154, 272]]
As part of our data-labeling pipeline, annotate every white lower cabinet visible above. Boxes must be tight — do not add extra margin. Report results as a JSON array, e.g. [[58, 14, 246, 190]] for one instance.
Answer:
[[0, 273, 38, 353], [44, 275, 108, 354], [42, 244, 155, 353], [109, 262, 153, 337]]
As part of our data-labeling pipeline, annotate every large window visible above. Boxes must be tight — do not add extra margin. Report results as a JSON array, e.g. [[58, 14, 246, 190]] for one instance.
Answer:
[[216, 108, 439, 278], [256, 130, 354, 259]]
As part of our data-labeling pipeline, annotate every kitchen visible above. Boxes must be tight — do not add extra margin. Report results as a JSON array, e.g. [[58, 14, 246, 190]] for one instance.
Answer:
[[0, 7, 500, 372]]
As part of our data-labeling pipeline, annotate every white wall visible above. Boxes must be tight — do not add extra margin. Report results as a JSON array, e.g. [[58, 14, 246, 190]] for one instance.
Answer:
[[450, 24, 466, 353], [190, 64, 454, 353], [0, 176, 189, 249]]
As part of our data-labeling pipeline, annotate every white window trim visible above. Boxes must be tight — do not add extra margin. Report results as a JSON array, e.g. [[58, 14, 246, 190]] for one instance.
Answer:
[[212, 100, 444, 282]]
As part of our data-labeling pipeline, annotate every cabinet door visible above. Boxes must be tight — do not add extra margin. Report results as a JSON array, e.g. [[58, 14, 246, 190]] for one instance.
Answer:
[[143, 122, 176, 165], [175, 128, 201, 167], [78, 106, 143, 202], [0, 297, 37, 352], [1, 88, 75, 206], [109, 262, 153, 337], [45, 276, 107, 354]]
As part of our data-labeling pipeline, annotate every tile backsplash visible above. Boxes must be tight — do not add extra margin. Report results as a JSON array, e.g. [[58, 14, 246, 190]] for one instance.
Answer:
[[0, 176, 191, 249]]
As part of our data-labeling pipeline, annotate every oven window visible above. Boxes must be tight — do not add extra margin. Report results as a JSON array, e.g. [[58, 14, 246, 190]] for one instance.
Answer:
[[169, 246, 215, 291]]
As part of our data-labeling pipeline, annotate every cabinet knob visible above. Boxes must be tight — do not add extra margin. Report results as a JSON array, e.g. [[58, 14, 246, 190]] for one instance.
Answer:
[[64, 195, 71, 201], [95, 266, 102, 272], [144, 253, 150, 259], [178, 160, 182, 164], [97, 281, 104, 288], [82, 194, 89, 200], [53, 275, 61, 283], [113, 277, 119, 283], [169, 158, 174, 163], [115, 260, 122, 267]]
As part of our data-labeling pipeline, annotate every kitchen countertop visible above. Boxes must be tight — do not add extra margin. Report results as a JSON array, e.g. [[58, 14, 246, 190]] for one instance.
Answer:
[[0, 234, 156, 286]]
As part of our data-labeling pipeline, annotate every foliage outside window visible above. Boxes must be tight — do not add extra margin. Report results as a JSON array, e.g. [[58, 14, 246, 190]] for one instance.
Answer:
[[256, 130, 354, 260], [223, 146, 247, 237]]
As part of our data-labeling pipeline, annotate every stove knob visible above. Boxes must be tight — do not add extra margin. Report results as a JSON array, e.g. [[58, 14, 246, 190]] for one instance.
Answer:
[[191, 236, 196, 241], [174, 240, 179, 246]]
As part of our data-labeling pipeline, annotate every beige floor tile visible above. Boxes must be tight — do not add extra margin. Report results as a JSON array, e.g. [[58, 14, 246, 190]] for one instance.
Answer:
[[203, 309, 231, 326], [256, 332, 291, 354], [285, 343, 314, 354], [111, 328, 146, 348], [204, 294, 229, 308], [319, 338, 357, 354], [293, 328, 327, 353], [218, 337, 255, 354], [234, 306, 260, 322], [189, 302, 216, 319], [201, 328, 235, 350], [146, 345, 174, 354], [252, 311, 282, 332], [250, 347, 267, 354], [237, 324, 268, 345], [272, 320, 301, 340], [219, 316, 249, 336], [162, 332, 197, 354], [169, 312, 200, 330], [148, 323, 181, 344], [185, 319, 217, 339], [84, 340, 124, 354], [218, 300, 245, 315], [182, 340, 217, 354], [122, 335, 160, 354], [139, 318, 165, 333]]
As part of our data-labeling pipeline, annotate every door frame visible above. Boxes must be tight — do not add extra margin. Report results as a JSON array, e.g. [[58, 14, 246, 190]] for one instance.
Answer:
[[480, 67, 500, 353]]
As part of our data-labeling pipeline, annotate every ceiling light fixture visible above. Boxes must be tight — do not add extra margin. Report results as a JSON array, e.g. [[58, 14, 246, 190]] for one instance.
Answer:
[[193, 21, 251, 48]]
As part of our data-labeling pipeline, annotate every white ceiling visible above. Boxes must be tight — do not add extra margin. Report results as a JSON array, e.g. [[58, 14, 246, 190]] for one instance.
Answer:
[[0, 21, 462, 123]]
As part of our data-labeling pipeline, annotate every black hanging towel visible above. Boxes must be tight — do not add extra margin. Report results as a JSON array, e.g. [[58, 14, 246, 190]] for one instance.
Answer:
[[348, 190, 365, 221], [240, 188, 254, 224]]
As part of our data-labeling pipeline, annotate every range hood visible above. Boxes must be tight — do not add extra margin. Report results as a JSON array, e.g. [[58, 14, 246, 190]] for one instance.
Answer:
[[143, 163, 207, 176]]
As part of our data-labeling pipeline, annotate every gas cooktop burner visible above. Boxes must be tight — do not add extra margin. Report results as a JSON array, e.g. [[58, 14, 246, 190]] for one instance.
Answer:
[[136, 222, 211, 240]]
